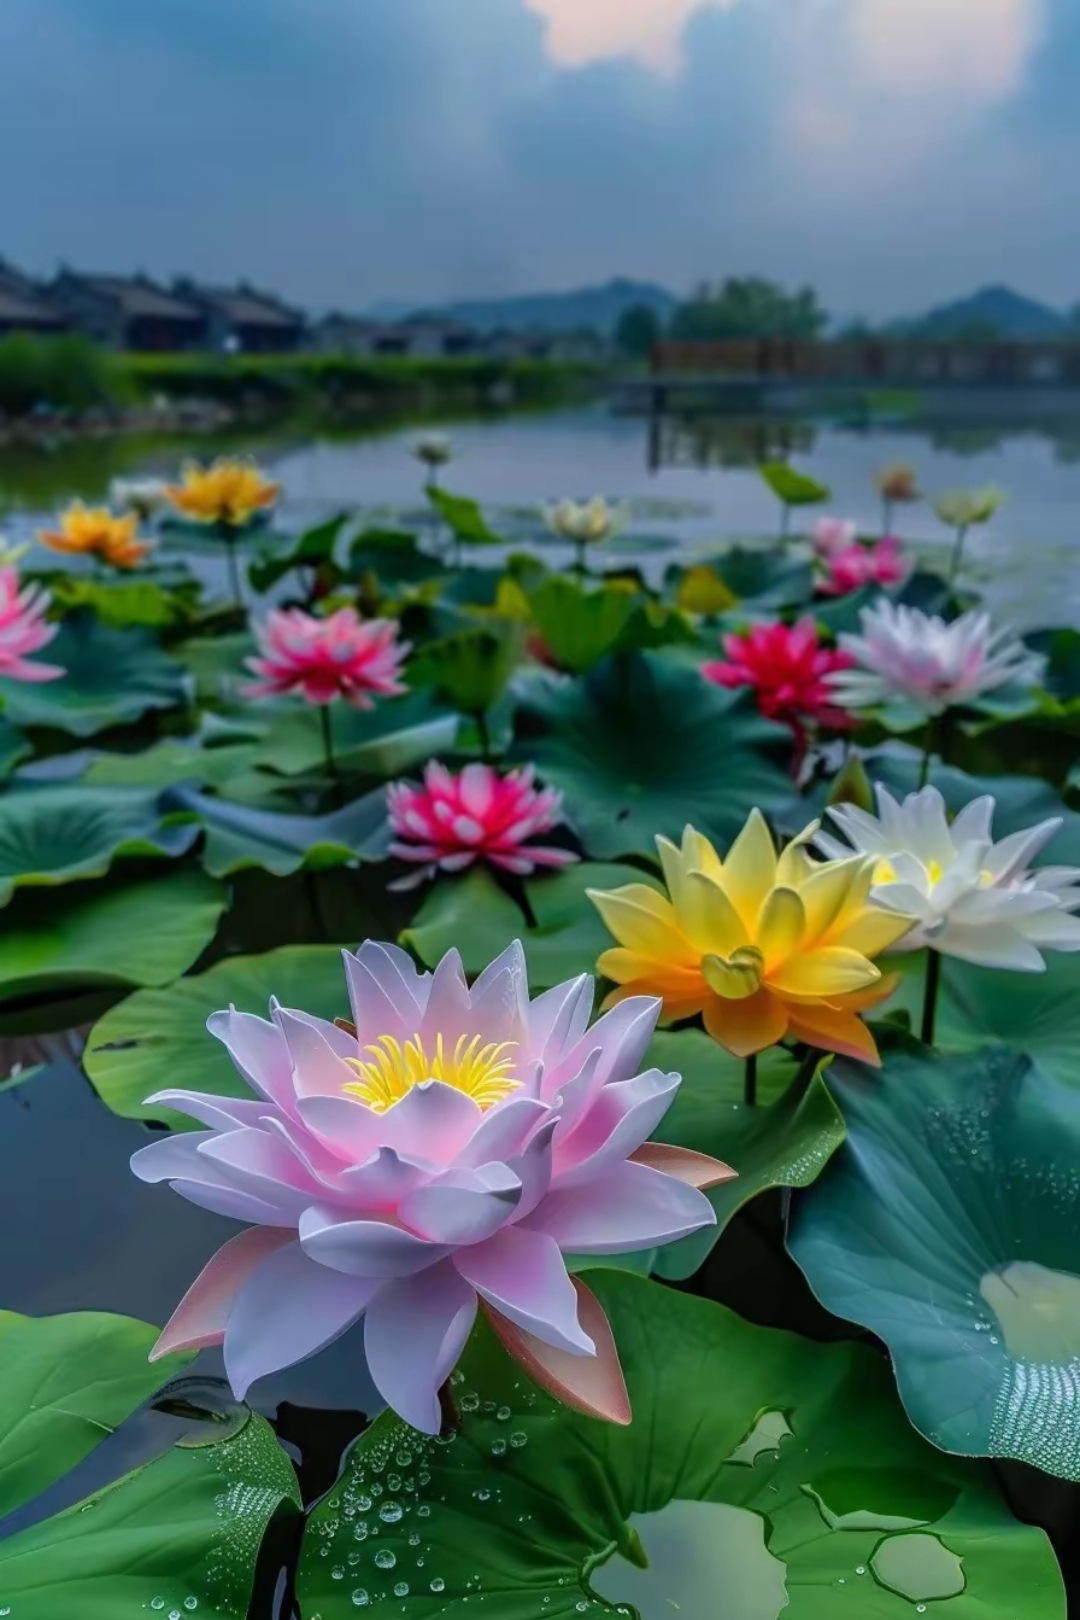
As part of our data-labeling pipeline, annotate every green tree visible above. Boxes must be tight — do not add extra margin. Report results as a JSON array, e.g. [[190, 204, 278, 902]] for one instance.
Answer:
[[670, 276, 827, 342], [615, 302, 662, 358]]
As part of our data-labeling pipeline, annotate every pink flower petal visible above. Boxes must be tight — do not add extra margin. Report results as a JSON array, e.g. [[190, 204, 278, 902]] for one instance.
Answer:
[[533, 1160, 716, 1254], [299, 1206, 450, 1277], [364, 1261, 478, 1435], [630, 1142, 739, 1190], [455, 1226, 593, 1355], [484, 1277, 631, 1426], [151, 1226, 296, 1360]]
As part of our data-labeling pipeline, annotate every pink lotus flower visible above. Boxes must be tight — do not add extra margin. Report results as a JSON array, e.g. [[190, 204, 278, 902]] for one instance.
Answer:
[[244, 609, 409, 707], [704, 618, 855, 754], [133, 942, 733, 1433], [387, 762, 578, 887], [0, 567, 64, 684], [818, 537, 907, 598], [811, 517, 858, 558]]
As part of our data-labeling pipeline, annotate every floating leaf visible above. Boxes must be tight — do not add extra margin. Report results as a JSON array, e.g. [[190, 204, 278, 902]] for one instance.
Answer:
[[248, 511, 351, 594], [789, 1043, 1080, 1479], [0, 613, 190, 738], [410, 625, 522, 715], [0, 1310, 192, 1517], [247, 692, 459, 780], [0, 1409, 298, 1619], [164, 783, 390, 877], [86, 944, 351, 1126], [0, 784, 199, 904], [402, 861, 652, 988], [297, 1270, 1063, 1619], [640, 1032, 846, 1280], [0, 869, 226, 1025], [513, 653, 793, 859], [427, 486, 502, 545]]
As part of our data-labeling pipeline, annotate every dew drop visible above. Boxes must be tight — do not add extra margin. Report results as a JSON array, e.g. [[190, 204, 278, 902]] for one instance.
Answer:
[[491, 1439, 507, 1457], [379, 1501, 404, 1524], [510, 1432, 528, 1449], [393, 1582, 410, 1597], [332, 1566, 345, 1581], [374, 1549, 397, 1571], [351, 1591, 370, 1608], [151, 1603, 165, 1613], [185, 1602, 198, 1613], [496, 1406, 512, 1422], [431, 1577, 446, 1594]]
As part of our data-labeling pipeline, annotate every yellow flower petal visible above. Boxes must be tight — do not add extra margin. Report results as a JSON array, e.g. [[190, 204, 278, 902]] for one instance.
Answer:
[[679, 825, 724, 884], [719, 809, 777, 921], [775, 821, 821, 888], [798, 858, 864, 940], [678, 870, 749, 957], [834, 907, 917, 958], [770, 946, 881, 1000], [703, 986, 789, 1058], [702, 947, 765, 1001], [755, 886, 807, 966], [587, 887, 683, 961]]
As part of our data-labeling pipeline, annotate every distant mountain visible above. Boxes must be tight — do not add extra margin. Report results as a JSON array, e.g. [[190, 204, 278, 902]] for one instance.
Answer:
[[889, 284, 1069, 340], [392, 278, 679, 336]]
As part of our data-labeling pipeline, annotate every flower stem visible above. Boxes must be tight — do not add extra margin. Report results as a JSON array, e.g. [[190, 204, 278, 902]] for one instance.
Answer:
[[789, 1047, 823, 1102], [883, 497, 893, 537], [476, 709, 493, 762], [744, 1052, 758, 1108], [438, 1379, 459, 1437], [921, 948, 942, 1047], [947, 524, 969, 587], [320, 703, 340, 794], [224, 528, 244, 609], [918, 727, 934, 790], [575, 538, 587, 574]]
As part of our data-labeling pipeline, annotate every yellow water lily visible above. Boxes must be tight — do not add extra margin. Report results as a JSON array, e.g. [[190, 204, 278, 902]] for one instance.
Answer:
[[588, 812, 914, 1065], [165, 457, 281, 527], [40, 501, 152, 569]]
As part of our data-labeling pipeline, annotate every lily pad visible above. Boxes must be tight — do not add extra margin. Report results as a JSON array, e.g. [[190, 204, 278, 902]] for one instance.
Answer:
[[248, 511, 352, 594], [690, 546, 814, 610], [0, 716, 31, 780], [162, 783, 390, 877], [0, 784, 199, 903], [0, 1310, 192, 1516], [85, 944, 351, 1126], [760, 462, 831, 508], [0, 869, 226, 1023], [641, 1033, 846, 1281], [0, 612, 190, 737], [427, 486, 502, 545], [297, 1270, 1063, 1619], [513, 653, 793, 859], [247, 692, 460, 780], [0, 1409, 299, 1619], [402, 861, 656, 988], [83, 739, 262, 792], [789, 1043, 1080, 1478]]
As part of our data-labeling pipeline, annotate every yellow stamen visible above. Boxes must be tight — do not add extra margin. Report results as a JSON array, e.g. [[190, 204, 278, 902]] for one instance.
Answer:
[[344, 1033, 520, 1113]]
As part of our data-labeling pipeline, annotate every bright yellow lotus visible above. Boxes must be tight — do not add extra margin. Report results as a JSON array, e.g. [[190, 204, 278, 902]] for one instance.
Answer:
[[165, 458, 281, 527], [40, 502, 152, 569], [588, 812, 913, 1065]]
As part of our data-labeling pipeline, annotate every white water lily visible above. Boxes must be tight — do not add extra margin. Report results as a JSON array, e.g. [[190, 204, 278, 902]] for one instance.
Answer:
[[109, 477, 168, 520], [817, 784, 1080, 971], [544, 497, 621, 547], [827, 602, 1044, 718], [411, 432, 454, 469]]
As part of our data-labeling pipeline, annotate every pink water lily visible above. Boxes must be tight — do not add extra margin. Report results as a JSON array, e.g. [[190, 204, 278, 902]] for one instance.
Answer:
[[387, 761, 578, 887], [133, 942, 733, 1434], [818, 537, 907, 598], [810, 517, 858, 558], [244, 608, 409, 707], [0, 567, 64, 683]]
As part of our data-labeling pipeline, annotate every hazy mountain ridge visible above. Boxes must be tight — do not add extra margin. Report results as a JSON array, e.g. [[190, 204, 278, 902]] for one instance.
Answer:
[[371, 278, 679, 335]]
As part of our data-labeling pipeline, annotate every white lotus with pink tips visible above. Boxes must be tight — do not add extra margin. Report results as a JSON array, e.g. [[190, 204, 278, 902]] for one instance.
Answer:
[[132, 941, 734, 1435]]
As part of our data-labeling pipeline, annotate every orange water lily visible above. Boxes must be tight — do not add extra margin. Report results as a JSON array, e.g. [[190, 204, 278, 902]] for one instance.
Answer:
[[40, 502, 153, 570], [165, 458, 281, 527], [588, 813, 913, 1065]]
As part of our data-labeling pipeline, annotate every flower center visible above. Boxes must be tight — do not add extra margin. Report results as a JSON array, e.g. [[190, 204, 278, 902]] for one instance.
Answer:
[[344, 1033, 520, 1113], [875, 857, 945, 888], [701, 947, 765, 1002]]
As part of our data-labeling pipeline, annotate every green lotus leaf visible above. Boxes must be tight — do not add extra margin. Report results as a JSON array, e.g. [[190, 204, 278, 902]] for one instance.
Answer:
[[427, 485, 502, 545], [401, 861, 655, 988], [0, 716, 31, 781], [638, 1032, 846, 1280], [350, 526, 446, 586], [164, 782, 390, 877], [172, 631, 257, 705], [410, 626, 523, 715], [0, 784, 199, 903], [248, 511, 351, 594], [0, 869, 226, 1024], [0, 612, 190, 737], [789, 1043, 1080, 1478], [526, 576, 639, 673], [85, 943, 351, 1126], [83, 739, 262, 791], [50, 576, 198, 629], [247, 691, 460, 779], [512, 653, 793, 859], [0, 1408, 299, 1619], [759, 461, 831, 507], [297, 1270, 1063, 1619], [0, 1310, 193, 1518], [1027, 628, 1080, 703]]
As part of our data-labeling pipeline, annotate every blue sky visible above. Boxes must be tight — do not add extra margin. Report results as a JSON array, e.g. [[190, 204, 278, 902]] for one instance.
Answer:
[[0, 0, 1074, 319]]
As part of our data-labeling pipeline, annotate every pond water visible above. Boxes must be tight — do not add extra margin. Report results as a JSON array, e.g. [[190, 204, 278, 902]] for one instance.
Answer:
[[4, 401, 1080, 627]]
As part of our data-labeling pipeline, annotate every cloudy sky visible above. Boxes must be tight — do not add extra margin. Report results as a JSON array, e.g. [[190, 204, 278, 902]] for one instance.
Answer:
[[0, 0, 1074, 319]]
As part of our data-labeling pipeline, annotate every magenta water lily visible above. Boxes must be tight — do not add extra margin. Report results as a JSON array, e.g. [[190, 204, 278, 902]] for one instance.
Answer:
[[245, 608, 410, 708], [132, 941, 734, 1434], [387, 761, 578, 886]]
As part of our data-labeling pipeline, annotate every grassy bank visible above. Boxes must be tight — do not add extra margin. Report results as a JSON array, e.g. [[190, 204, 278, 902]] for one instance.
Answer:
[[0, 334, 603, 422]]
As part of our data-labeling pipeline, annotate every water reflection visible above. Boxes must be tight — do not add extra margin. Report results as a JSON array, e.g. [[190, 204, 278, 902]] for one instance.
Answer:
[[589, 1500, 788, 1620]]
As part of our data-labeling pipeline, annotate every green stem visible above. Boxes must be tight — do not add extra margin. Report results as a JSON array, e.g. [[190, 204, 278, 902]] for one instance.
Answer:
[[947, 524, 969, 587], [921, 949, 942, 1047], [780, 503, 791, 542], [918, 725, 934, 790], [744, 1052, 758, 1108], [224, 529, 244, 609], [788, 1047, 823, 1102], [883, 497, 893, 537], [575, 538, 587, 574], [476, 709, 492, 762], [319, 703, 340, 796]]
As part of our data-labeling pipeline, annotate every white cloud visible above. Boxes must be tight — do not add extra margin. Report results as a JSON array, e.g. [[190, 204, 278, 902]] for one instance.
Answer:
[[849, 0, 1043, 98], [523, 0, 740, 76]]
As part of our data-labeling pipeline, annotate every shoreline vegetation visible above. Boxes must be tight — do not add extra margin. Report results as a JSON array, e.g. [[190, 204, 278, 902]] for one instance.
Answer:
[[0, 333, 605, 445]]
